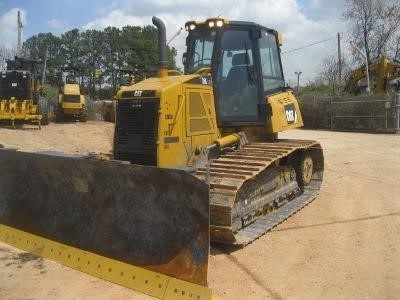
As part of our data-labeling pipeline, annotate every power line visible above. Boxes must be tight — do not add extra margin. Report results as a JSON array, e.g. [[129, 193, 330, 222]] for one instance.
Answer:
[[282, 37, 335, 54]]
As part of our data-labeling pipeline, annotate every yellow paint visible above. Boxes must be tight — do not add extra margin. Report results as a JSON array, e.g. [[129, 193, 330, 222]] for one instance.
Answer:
[[266, 90, 304, 132], [115, 74, 220, 168], [215, 134, 240, 148], [0, 99, 42, 123], [277, 32, 283, 46], [63, 83, 81, 95], [158, 68, 169, 79], [0, 224, 212, 300], [114, 69, 307, 166], [58, 83, 86, 117]]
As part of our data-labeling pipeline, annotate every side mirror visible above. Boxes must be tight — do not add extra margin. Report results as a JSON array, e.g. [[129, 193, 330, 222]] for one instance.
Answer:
[[182, 53, 187, 65], [251, 28, 261, 39]]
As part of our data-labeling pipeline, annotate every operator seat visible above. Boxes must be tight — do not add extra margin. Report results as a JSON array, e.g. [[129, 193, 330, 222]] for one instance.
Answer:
[[219, 53, 256, 116], [224, 53, 250, 93]]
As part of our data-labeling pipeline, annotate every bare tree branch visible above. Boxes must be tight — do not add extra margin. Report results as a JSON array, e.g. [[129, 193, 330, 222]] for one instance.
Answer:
[[343, 0, 400, 64]]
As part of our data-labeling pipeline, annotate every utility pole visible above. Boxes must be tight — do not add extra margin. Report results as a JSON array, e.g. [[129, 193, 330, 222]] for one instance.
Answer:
[[337, 33, 341, 86], [17, 11, 23, 56], [295, 71, 302, 93]]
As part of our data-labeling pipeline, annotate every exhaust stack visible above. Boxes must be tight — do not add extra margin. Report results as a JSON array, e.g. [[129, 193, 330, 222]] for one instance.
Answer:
[[152, 16, 168, 78]]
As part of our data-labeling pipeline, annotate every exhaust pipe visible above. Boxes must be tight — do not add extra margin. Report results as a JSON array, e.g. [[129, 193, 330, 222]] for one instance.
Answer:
[[152, 16, 168, 78]]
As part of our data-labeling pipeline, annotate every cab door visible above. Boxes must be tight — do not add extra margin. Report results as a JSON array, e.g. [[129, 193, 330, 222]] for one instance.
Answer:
[[213, 27, 266, 127]]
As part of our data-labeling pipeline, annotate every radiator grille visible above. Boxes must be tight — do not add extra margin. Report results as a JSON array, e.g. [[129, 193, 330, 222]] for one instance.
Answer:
[[114, 98, 159, 166]]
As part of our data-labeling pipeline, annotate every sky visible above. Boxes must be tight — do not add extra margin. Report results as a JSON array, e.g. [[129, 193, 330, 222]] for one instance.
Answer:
[[0, 0, 350, 85]]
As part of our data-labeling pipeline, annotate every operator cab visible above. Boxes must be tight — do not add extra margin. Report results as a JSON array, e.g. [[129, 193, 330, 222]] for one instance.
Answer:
[[65, 74, 77, 84], [184, 18, 285, 127]]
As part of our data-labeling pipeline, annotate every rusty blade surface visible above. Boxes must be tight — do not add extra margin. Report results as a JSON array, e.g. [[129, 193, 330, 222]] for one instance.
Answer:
[[0, 149, 209, 286]]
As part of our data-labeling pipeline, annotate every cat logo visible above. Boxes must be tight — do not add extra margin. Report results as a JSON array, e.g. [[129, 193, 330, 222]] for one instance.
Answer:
[[134, 90, 143, 97], [284, 103, 297, 124]]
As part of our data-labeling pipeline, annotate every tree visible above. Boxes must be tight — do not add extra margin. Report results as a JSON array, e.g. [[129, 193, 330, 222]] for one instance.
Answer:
[[19, 23, 178, 98], [60, 29, 82, 67], [80, 29, 104, 96], [392, 35, 400, 59], [102, 26, 123, 92], [0, 46, 16, 71], [318, 56, 340, 95], [318, 55, 351, 95], [343, 0, 400, 64], [22, 33, 62, 85]]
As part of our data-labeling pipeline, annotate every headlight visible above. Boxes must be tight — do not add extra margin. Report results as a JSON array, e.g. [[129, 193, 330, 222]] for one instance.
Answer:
[[205, 18, 228, 28], [216, 20, 224, 27], [185, 21, 197, 31]]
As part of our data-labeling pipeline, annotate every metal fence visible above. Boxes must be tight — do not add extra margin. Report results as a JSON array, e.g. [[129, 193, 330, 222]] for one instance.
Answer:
[[300, 93, 400, 133]]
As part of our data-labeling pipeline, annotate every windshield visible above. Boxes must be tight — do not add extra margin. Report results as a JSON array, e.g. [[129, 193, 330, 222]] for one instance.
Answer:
[[186, 29, 216, 74], [215, 29, 258, 119]]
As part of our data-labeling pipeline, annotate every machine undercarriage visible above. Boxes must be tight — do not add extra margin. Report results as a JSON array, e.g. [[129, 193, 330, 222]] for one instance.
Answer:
[[197, 139, 323, 245]]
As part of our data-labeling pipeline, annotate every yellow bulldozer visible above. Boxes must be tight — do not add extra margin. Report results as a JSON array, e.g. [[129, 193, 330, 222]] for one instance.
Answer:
[[55, 66, 88, 122], [0, 56, 50, 128], [0, 17, 324, 299]]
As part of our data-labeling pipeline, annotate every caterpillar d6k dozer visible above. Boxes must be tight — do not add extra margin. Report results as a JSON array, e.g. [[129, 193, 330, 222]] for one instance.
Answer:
[[114, 17, 324, 245], [0, 16, 323, 299], [0, 56, 50, 128]]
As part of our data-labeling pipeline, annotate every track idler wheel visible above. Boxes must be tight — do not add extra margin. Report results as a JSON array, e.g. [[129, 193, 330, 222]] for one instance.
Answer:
[[296, 153, 314, 187]]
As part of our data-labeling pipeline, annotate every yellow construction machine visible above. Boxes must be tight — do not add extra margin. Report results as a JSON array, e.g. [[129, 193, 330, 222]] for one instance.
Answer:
[[55, 67, 88, 122], [344, 56, 400, 95], [0, 17, 323, 299], [0, 56, 50, 127], [114, 16, 324, 245]]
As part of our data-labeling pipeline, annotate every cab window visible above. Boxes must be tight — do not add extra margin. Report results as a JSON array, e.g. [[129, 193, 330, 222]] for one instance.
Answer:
[[216, 29, 258, 120], [259, 30, 284, 93]]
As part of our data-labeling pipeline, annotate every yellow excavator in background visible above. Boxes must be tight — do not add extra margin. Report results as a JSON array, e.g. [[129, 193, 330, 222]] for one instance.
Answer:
[[0, 17, 324, 299], [344, 56, 400, 95]]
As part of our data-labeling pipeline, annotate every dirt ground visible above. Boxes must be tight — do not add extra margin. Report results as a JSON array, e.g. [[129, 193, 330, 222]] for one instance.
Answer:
[[0, 121, 399, 300]]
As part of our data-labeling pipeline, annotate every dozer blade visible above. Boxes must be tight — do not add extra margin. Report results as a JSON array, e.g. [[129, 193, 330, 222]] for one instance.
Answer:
[[0, 148, 211, 298]]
